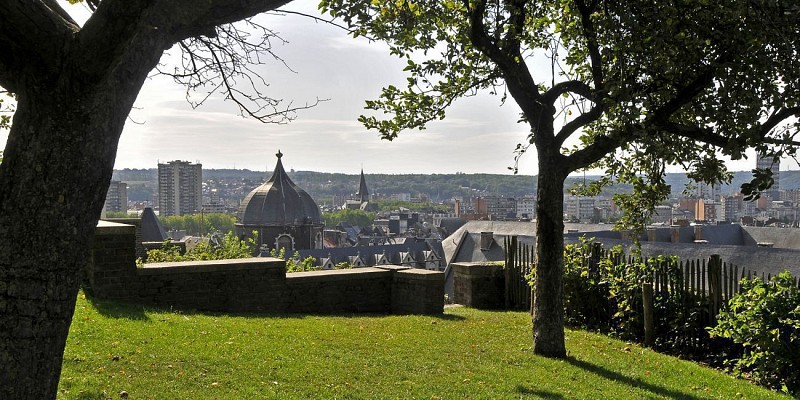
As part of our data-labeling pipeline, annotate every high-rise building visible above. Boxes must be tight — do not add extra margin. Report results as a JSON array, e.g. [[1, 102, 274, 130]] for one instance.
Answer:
[[757, 154, 781, 200], [693, 181, 721, 200], [103, 180, 128, 213], [158, 160, 203, 216]]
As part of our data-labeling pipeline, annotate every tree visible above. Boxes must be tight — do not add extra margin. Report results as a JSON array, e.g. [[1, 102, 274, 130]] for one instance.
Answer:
[[323, 208, 376, 227], [320, 0, 800, 357], [0, 1, 310, 397], [160, 213, 237, 236]]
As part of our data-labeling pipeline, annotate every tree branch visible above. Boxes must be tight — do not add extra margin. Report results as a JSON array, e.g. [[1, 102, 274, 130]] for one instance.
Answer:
[[761, 107, 800, 135], [72, 0, 294, 83], [0, 0, 78, 92], [465, 0, 549, 133], [574, 0, 604, 89], [651, 53, 730, 124], [563, 130, 626, 171], [555, 104, 603, 146]]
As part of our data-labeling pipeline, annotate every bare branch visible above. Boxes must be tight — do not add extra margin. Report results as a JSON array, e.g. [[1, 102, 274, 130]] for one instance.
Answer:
[[156, 20, 324, 123]]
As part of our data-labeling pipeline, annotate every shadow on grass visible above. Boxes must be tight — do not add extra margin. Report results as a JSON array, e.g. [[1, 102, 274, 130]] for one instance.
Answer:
[[82, 293, 465, 321], [516, 385, 566, 399], [565, 356, 701, 400], [189, 310, 467, 322], [83, 293, 150, 321]]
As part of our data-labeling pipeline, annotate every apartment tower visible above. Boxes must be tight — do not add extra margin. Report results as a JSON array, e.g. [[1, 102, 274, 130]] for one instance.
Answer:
[[158, 160, 202, 216], [103, 180, 128, 213]]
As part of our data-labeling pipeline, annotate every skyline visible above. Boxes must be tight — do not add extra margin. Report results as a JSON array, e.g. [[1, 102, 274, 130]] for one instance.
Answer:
[[1, 1, 796, 175]]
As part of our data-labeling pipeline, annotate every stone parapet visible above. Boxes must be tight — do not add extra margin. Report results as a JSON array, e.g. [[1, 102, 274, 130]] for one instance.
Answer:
[[88, 222, 444, 315], [452, 262, 505, 309]]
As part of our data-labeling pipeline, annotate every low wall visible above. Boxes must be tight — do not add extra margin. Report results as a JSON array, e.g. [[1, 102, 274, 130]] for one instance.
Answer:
[[87, 221, 443, 315], [452, 262, 505, 309]]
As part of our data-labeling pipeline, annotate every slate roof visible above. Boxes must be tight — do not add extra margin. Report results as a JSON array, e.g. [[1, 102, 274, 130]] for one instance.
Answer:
[[238, 151, 322, 226], [140, 207, 167, 242], [290, 240, 443, 269]]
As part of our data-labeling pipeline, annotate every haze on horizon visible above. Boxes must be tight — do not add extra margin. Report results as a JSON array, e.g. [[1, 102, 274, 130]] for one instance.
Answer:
[[1, 1, 796, 176]]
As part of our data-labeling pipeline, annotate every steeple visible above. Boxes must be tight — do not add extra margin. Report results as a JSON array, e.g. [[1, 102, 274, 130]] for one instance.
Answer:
[[356, 168, 370, 203]]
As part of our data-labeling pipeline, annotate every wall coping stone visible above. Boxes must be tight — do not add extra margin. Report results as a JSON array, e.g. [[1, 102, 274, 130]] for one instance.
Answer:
[[375, 265, 412, 272], [96, 220, 136, 236], [138, 257, 284, 275], [395, 268, 444, 281], [287, 267, 391, 283], [452, 262, 504, 277]]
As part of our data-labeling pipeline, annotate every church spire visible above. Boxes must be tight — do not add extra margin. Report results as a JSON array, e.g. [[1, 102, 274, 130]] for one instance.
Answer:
[[356, 168, 370, 203]]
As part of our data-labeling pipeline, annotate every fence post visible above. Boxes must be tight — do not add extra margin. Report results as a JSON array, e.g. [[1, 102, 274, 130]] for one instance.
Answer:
[[589, 242, 603, 277], [642, 280, 655, 348], [504, 236, 517, 309], [708, 254, 722, 323]]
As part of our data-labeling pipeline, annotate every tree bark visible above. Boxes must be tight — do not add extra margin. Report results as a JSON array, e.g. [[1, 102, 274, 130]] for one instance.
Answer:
[[0, 1, 295, 397], [531, 149, 567, 358], [0, 76, 156, 399], [0, 6, 168, 398], [0, 95, 112, 399]]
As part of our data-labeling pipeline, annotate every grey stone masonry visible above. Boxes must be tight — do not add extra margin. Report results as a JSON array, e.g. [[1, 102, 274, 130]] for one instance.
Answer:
[[88, 221, 444, 315], [452, 262, 505, 309]]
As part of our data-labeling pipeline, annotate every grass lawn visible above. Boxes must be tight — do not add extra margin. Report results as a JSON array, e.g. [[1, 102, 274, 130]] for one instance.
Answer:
[[59, 293, 787, 399]]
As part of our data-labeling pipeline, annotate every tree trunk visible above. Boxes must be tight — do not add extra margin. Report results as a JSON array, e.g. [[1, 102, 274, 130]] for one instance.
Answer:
[[0, 86, 129, 397], [0, 34, 164, 395], [531, 151, 567, 358]]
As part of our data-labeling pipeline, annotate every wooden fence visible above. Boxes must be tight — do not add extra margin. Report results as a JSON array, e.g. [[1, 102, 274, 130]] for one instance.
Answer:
[[503, 236, 532, 310], [503, 236, 800, 322]]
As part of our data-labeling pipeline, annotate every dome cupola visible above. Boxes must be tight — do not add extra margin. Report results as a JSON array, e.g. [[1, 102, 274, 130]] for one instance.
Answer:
[[238, 151, 322, 226]]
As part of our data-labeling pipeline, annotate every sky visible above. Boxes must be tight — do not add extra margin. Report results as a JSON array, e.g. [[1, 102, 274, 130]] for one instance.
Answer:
[[0, 1, 794, 175]]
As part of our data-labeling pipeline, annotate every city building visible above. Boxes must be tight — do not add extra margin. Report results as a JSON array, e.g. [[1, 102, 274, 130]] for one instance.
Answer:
[[474, 195, 516, 220], [235, 151, 324, 253], [202, 188, 227, 214], [103, 180, 128, 213], [158, 160, 202, 216], [692, 181, 721, 200], [343, 169, 375, 211], [516, 195, 536, 219], [720, 194, 744, 223], [564, 196, 597, 222]]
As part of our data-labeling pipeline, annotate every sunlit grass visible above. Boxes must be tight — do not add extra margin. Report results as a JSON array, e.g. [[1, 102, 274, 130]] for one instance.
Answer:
[[59, 293, 787, 399]]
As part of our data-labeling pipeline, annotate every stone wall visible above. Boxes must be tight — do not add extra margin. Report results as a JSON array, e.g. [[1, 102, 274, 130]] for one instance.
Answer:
[[452, 262, 505, 309], [88, 221, 444, 315]]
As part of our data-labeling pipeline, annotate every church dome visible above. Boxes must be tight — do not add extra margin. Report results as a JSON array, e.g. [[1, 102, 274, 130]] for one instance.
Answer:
[[238, 151, 322, 226]]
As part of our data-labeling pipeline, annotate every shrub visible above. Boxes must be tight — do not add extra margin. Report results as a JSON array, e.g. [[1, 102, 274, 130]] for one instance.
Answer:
[[140, 232, 257, 264], [269, 248, 322, 273], [562, 239, 613, 331], [286, 253, 320, 273], [709, 271, 800, 395]]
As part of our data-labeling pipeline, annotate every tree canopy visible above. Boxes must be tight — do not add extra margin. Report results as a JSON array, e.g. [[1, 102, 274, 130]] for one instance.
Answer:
[[320, 0, 800, 356]]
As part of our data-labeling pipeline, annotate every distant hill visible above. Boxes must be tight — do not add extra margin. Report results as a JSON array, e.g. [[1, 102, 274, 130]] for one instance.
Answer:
[[112, 168, 799, 203]]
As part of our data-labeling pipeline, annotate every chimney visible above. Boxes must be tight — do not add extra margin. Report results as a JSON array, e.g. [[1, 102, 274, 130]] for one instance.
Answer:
[[480, 231, 494, 251], [694, 225, 703, 241], [671, 225, 681, 243]]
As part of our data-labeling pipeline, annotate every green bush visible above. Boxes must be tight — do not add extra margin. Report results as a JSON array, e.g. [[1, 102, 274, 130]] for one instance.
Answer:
[[709, 271, 800, 395], [269, 248, 321, 273], [160, 213, 236, 236], [562, 239, 613, 330], [141, 232, 257, 264]]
